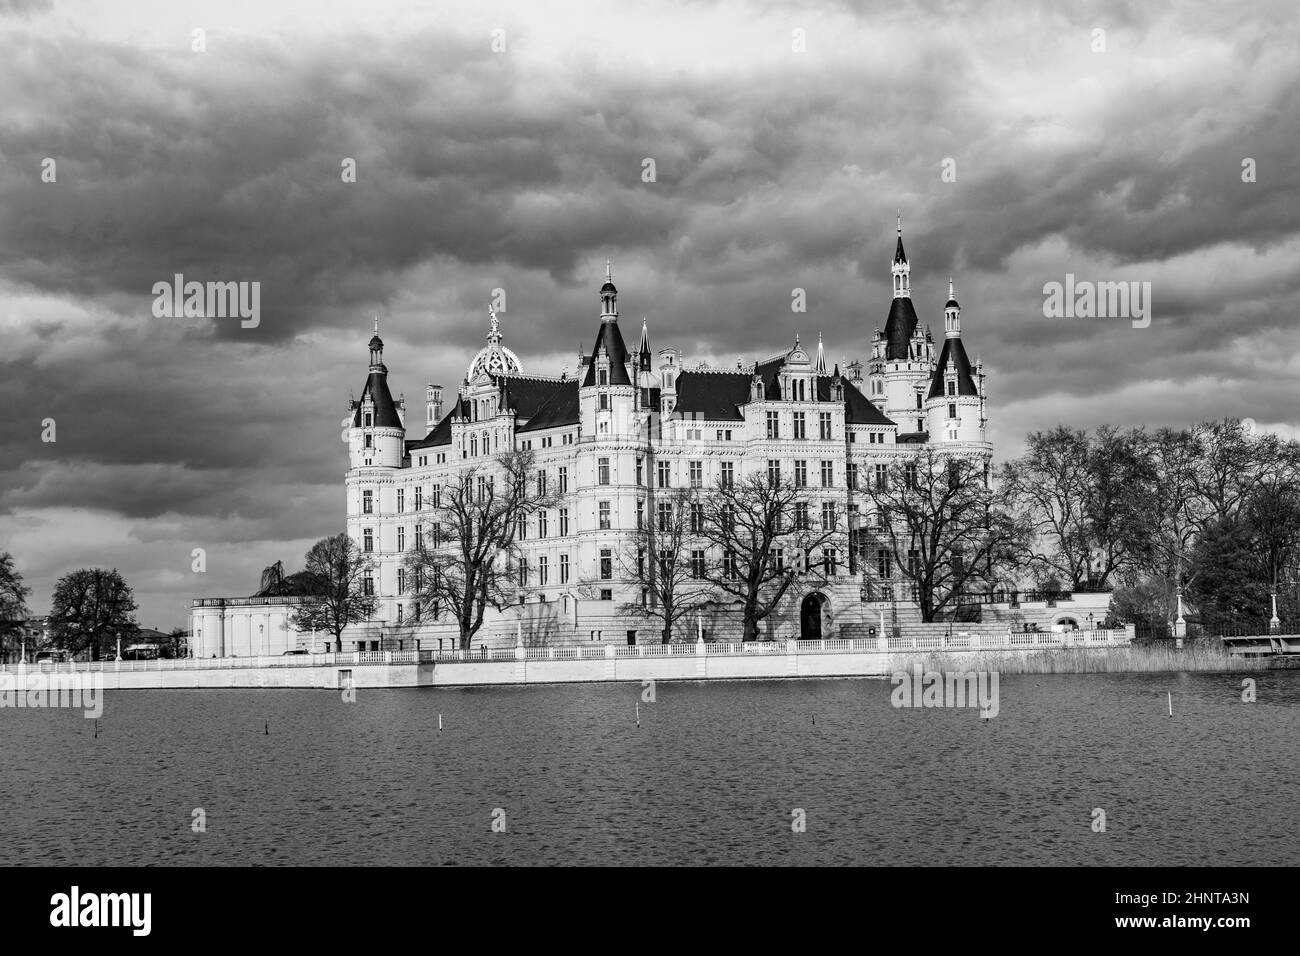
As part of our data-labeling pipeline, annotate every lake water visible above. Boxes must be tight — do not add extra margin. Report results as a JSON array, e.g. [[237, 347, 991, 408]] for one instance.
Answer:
[[2, 671, 1297, 866]]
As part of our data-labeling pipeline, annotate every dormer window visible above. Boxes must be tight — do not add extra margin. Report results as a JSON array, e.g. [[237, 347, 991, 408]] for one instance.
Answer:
[[364, 413, 373, 427], [598, 369, 608, 386], [947, 381, 956, 396]]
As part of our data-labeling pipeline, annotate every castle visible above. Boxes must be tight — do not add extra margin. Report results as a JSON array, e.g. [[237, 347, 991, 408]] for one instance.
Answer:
[[339, 219, 992, 649], [190, 221, 997, 656]]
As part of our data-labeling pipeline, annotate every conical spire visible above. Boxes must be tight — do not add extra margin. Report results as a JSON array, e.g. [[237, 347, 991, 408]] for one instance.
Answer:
[[815, 332, 827, 372]]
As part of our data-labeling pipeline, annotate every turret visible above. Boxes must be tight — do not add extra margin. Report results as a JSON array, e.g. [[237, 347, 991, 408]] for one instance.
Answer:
[[348, 318, 405, 468]]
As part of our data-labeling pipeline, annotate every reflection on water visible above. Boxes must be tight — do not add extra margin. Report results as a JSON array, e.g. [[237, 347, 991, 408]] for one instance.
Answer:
[[1, 671, 1296, 865]]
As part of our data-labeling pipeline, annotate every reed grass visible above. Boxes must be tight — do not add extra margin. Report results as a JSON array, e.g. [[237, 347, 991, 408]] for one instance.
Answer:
[[903, 641, 1265, 675]]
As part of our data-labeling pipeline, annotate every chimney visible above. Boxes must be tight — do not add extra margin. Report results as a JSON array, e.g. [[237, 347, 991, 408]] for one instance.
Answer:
[[426, 384, 443, 427]]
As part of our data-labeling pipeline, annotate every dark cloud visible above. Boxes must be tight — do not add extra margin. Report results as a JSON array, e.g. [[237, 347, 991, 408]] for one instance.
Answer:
[[2, 0, 1298, 626]]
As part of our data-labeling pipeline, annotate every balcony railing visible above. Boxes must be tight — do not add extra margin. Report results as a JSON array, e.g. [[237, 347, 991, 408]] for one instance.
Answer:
[[0, 628, 1133, 676]]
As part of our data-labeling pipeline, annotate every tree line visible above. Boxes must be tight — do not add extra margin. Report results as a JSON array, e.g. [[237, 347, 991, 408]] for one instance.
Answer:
[[998, 419, 1300, 631], [4, 418, 1292, 658]]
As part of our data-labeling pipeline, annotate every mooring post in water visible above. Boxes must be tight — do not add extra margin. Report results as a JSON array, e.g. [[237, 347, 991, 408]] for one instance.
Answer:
[[438, 713, 443, 731], [636, 701, 640, 727], [1168, 692, 1172, 717]]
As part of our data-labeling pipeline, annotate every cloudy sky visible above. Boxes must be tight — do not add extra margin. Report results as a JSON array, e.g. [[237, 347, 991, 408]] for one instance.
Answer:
[[2, 0, 1297, 629]]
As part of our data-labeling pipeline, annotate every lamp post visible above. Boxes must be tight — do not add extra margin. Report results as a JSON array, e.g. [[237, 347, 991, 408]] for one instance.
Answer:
[[1174, 586, 1186, 647], [1270, 590, 1280, 633]]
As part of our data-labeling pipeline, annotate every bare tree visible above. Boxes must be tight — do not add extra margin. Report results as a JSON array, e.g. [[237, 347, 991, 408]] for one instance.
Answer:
[[697, 470, 840, 642], [1129, 427, 1204, 624], [998, 426, 1092, 589], [619, 486, 713, 643], [861, 447, 1027, 623], [405, 448, 557, 649], [290, 533, 378, 652], [48, 568, 139, 661]]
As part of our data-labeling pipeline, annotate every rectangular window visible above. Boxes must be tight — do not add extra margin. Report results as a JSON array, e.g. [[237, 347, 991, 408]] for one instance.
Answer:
[[657, 502, 672, 532], [396, 489, 405, 513], [658, 461, 670, 488], [599, 501, 611, 530], [362, 490, 373, 514], [518, 559, 528, 587], [397, 526, 405, 551], [600, 549, 613, 580], [599, 457, 610, 485], [793, 412, 806, 440], [821, 460, 834, 487], [477, 476, 486, 503], [432, 485, 441, 508], [825, 548, 838, 575], [414, 486, 422, 510], [414, 524, 423, 549], [600, 588, 613, 601], [599, 393, 609, 411], [364, 434, 372, 449], [636, 500, 644, 530], [636, 457, 643, 485], [794, 460, 807, 487], [795, 502, 809, 531], [363, 572, 374, 596], [690, 502, 704, 534], [560, 554, 570, 583], [397, 567, 407, 593], [772, 548, 785, 572], [949, 403, 957, 419], [878, 549, 892, 578], [822, 502, 836, 531], [767, 460, 780, 485], [691, 550, 705, 579], [905, 463, 918, 488], [908, 549, 920, 578], [689, 460, 702, 488], [362, 528, 373, 553], [819, 412, 832, 440], [559, 467, 569, 494], [847, 463, 858, 491], [559, 507, 569, 536], [517, 515, 527, 540], [721, 462, 734, 489], [539, 511, 548, 538], [875, 464, 888, 490], [723, 550, 737, 579], [538, 555, 549, 586], [766, 411, 779, 439], [537, 470, 548, 495]]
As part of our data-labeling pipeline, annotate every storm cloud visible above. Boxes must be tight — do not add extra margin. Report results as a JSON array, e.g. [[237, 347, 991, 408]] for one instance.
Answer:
[[2, 0, 1298, 627]]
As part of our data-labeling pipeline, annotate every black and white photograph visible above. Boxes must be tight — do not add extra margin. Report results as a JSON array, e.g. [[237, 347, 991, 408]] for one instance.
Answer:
[[0, 0, 1292, 936]]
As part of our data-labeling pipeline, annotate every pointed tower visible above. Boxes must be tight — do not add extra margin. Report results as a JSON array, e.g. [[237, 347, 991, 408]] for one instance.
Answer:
[[874, 215, 930, 431], [348, 318, 405, 469], [815, 332, 827, 373], [925, 278, 984, 443]]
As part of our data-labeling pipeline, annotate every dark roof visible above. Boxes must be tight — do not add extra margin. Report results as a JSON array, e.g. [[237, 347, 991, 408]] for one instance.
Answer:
[[883, 297, 919, 360], [493, 375, 560, 420], [518, 379, 579, 432], [945, 296, 960, 309], [673, 361, 894, 426], [408, 409, 453, 449], [352, 371, 402, 428], [842, 378, 894, 425], [581, 320, 632, 386], [926, 336, 979, 399], [894, 234, 907, 264]]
